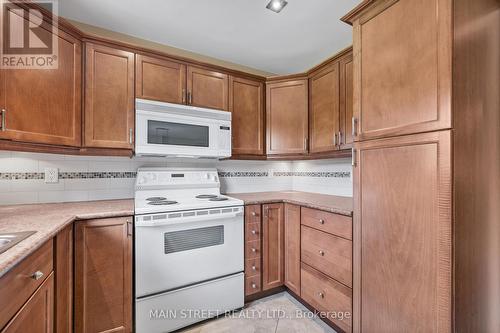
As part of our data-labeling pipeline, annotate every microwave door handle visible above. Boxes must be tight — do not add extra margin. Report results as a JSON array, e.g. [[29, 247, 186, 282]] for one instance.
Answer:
[[136, 210, 244, 227]]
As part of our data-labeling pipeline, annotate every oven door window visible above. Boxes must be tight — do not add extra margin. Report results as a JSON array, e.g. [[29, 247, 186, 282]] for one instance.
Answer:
[[148, 120, 209, 147]]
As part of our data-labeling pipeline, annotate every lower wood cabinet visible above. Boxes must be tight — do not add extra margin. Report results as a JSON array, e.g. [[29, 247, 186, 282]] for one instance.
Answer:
[[262, 203, 285, 290], [284, 204, 301, 295], [75, 216, 133, 333], [244, 205, 262, 296]]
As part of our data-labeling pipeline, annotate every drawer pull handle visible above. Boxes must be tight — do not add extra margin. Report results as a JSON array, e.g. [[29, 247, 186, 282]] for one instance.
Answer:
[[318, 250, 325, 256], [251, 283, 257, 289], [318, 292, 325, 299], [252, 265, 256, 271], [251, 212, 258, 217], [251, 230, 257, 235], [319, 219, 325, 224], [31, 271, 44, 280], [251, 248, 257, 253]]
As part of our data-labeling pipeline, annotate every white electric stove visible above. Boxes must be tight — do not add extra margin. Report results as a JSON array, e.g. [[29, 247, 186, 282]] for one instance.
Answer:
[[134, 168, 244, 333]]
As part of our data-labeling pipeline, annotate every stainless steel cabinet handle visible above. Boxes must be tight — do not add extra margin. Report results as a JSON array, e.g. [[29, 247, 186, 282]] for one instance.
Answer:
[[127, 220, 132, 236], [251, 248, 257, 253], [319, 219, 325, 225], [187, 91, 192, 105], [129, 128, 133, 145], [251, 230, 257, 235], [251, 283, 257, 289], [338, 131, 342, 145], [318, 292, 325, 299], [252, 265, 256, 271], [0, 109, 5, 131], [31, 271, 44, 280], [352, 148, 356, 167], [319, 250, 325, 256], [352, 117, 357, 137], [182, 89, 186, 104], [333, 133, 337, 146], [251, 212, 257, 217]]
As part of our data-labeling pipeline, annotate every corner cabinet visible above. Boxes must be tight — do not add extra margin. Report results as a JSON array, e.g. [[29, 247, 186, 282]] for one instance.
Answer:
[[266, 79, 309, 156], [262, 203, 285, 290], [229, 76, 265, 156], [84, 43, 135, 150], [0, 7, 82, 147], [74, 217, 133, 333]]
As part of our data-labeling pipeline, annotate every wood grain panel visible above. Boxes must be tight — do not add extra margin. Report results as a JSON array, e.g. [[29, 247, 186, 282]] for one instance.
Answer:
[[55, 224, 73, 333], [301, 207, 352, 240], [309, 62, 340, 153], [75, 217, 133, 333], [353, 0, 452, 140], [84, 43, 135, 149], [229, 76, 265, 155], [266, 80, 309, 155], [339, 52, 354, 149], [262, 203, 284, 290], [187, 66, 228, 110], [284, 204, 301, 295], [353, 130, 452, 332], [136, 54, 186, 104]]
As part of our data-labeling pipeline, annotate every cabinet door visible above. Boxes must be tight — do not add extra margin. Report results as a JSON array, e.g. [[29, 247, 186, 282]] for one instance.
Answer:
[[284, 204, 300, 295], [229, 76, 265, 156], [353, 130, 452, 332], [136, 54, 186, 104], [0, 9, 81, 147], [352, 0, 452, 141], [262, 203, 284, 290], [75, 217, 133, 333], [84, 43, 135, 149], [339, 52, 354, 149], [187, 66, 228, 110], [1, 273, 54, 333], [309, 62, 340, 153], [266, 80, 309, 155]]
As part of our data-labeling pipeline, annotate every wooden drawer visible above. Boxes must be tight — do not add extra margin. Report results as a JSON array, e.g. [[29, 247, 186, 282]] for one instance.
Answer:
[[301, 226, 352, 287], [245, 240, 261, 260], [245, 205, 261, 224], [301, 264, 352, 333], [0, 239, 53, 329], [301, 207, 352, 240], [245, 222, 261, 242], [245, 275, 261, 296], [245, 258, 261, 277]]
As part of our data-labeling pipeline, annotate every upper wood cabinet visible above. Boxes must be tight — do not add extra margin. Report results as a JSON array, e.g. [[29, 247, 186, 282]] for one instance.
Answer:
[[0, 9, 81, 147], [339, 52, 354, 149], [187, 66, 229, 111], [229, 76, 265, 156], [74, 217, 133, 333], [84, 43, 135, 149], [309, 62, 340, 153], [136, 54, 186, 104], [284, 204, 301, 295], [266, 79, 309, 155], [353, 130, 452, 332], [262, 203, 285, 290], [350, 0, 452, 141]]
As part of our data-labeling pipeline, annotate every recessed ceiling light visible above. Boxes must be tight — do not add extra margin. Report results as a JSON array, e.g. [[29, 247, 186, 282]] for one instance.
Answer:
[[266, 0, 288, 13]]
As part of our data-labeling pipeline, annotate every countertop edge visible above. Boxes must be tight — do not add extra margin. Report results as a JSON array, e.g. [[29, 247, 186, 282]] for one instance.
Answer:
[[236, 198, 353, 217]]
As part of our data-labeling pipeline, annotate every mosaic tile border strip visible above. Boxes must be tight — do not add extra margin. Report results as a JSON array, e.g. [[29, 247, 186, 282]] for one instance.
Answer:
[[0, 170, 350, 180]]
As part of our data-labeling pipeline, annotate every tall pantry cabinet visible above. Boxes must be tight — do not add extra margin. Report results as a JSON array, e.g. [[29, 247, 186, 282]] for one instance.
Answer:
[[342, 0, 499, 332]]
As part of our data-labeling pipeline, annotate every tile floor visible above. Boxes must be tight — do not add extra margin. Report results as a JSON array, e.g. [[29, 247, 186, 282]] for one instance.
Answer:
[[179, 292, 337, 333]]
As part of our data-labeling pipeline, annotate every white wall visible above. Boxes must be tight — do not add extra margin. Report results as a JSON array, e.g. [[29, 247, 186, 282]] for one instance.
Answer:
[[0, 151, 352, 205]]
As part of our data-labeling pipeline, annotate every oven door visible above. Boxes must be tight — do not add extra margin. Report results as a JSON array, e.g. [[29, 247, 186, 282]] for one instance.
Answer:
[[135, 206, 244, 298]]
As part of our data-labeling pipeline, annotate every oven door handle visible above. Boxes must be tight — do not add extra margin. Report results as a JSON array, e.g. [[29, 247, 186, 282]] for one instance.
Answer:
[[135, 210, 244, 227]]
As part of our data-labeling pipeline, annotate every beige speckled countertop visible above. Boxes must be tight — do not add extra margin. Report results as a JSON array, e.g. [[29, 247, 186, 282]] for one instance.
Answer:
[[0, 199, 134, 278], [228, 191, 353, 217]]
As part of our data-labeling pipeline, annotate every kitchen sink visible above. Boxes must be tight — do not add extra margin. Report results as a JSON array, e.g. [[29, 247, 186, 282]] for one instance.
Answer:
[[0, 231, 36, 254]]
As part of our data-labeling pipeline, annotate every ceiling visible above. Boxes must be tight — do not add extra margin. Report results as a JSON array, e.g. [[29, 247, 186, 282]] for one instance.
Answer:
[[59, 0, 361, 75]]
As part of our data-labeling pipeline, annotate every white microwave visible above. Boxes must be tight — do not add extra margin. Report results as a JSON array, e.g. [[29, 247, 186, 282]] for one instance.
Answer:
[[135, 99, 232, 158]]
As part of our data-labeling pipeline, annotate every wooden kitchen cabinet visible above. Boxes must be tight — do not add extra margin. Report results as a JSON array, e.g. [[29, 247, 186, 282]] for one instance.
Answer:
[[245, 205, 262, 296], [229, 76, 265, 156], [75, 216, 133, 333], [187, 66, 229, 111], [136, 54, 186, 104], [84, 43, 135, 149], [266, 79, 308, 156], [348, 0, 452, 141], [339, 52, 354, 149], [284, 204, 301, 295], [0, 7, 82, 147], [353, 130, 452, 332], [309, 62, 340, 153], [54, 224, 73, 333], [262, 203, 285, 290]]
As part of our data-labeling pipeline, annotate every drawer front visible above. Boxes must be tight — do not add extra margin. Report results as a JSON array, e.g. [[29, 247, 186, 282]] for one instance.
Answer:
[[301, 264, 352, 332], [245, 258, 261, 277], [245, 275, 261, 296], [301, 207, 352, 240], [245, 240, 261, 260], [245, 205, 261, 224], [0, 239, 54, 329], [245, 222, 261, 242], [301, 226, 352, 287]]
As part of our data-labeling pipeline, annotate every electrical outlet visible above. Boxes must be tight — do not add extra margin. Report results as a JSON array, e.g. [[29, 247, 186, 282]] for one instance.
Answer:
[[44, 167, 59, 183]]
